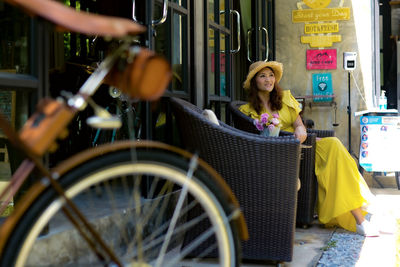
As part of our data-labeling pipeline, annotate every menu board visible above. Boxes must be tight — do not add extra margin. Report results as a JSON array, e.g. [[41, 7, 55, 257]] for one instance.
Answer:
[[359, 116, 400, 171]]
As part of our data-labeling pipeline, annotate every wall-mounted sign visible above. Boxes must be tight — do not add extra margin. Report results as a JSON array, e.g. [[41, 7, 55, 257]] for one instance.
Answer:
[[303, 0, 331, 9], [307, 49, 337, 70], [292, 7, 350, 23], [359, 116, 400, 171], [293, 1, 350, 48], [305, 22, 339, 34], [301, 35, 341, 48], [312, 73, 333, 102]]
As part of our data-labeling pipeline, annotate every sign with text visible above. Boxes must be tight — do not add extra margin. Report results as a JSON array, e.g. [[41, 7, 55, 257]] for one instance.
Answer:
[[307, 49, 337, 69], [301, 35, 341, 48], [359, 116, 400, 171], [292, 7, 350, 23], [312, 73, 333, 102], [305, 22, 339, 34], [303, 0, 332, 9]]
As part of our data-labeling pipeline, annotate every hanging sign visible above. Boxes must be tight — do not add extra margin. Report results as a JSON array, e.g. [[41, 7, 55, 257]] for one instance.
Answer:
[[359, 116, 400, 171], [312, 73, 333, 102], [307, 49, 337, 70]]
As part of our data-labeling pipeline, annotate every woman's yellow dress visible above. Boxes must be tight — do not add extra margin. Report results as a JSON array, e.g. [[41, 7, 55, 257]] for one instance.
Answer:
[[239, 90, 374, 232]]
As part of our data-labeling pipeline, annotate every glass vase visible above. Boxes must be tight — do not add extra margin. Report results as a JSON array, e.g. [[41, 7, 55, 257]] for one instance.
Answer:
[[261, 127, 280, 137]]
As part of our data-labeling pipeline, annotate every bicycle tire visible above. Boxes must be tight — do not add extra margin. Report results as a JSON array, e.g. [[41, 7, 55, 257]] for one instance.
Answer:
[[0, 148, 241, 266]]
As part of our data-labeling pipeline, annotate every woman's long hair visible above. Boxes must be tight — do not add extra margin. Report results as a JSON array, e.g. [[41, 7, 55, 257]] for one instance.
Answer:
[[248, 67, 283, 114]]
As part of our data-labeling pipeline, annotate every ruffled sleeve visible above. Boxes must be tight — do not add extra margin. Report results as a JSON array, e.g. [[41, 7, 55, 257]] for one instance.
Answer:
[[239, 103, 261, 120], [278, 90, 302, 132], [282, 90, 302, 117]]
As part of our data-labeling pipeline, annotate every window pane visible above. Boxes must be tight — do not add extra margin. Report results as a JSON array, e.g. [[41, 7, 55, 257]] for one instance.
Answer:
[[0, 90, 30, 178], [0, 3, 31, 74], [219, 0, 226, 27], [172, 14, 184, 91], [172, 0, 187, 7], [208, 0, 215, 22], [221, 102, 226, 123], [5, 90, 29, 128], [155, 2, 189, 94], [208, 29, 215, 95], [220, 34, 227, 96], [264, 0, 272, 61]]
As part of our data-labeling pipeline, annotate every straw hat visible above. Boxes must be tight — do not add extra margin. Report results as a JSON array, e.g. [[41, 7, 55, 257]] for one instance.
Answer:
[[243, 61, 283, 90]]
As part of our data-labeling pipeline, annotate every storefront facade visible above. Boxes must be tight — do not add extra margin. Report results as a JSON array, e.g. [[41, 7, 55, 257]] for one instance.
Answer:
[[0, 0, 392, 177]]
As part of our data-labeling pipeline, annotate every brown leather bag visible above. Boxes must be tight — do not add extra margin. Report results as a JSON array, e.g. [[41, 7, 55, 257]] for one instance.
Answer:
[[104, 47, 172, 101], [19, 99, 76, 157]]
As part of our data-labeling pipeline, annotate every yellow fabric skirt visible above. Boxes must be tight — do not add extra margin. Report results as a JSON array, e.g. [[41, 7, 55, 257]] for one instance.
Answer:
[[315, 137, 374, 232]]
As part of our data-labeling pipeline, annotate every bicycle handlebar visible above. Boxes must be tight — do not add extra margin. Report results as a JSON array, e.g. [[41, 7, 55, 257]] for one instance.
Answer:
[[5, 0, 146, 37]]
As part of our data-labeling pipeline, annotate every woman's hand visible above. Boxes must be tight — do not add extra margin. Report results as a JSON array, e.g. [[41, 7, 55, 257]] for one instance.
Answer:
[[293, 115, 307, 143]]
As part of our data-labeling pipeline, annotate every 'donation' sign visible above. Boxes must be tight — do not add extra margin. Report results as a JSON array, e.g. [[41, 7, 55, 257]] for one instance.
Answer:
[[359, 116, 400, 172], [307, 49, 337, 70]]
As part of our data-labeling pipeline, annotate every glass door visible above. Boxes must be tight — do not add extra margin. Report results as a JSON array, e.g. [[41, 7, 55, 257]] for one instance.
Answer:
[[206, 0, 240, 122], [133, 0, 192, 143], [154, 0, 190, 97], [234, 0, 274, 100], [0, 1, 49, 209], [243, 0, 274, 63], [132, 0, 167, 140]]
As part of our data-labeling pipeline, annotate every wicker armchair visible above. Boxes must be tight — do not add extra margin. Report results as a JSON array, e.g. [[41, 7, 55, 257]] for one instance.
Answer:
[[229, 100, 335, 227], [170, 97, 301, 263]]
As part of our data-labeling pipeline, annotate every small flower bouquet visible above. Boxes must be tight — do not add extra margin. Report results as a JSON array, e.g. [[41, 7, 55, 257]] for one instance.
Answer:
[[253, 113, 281, 137]]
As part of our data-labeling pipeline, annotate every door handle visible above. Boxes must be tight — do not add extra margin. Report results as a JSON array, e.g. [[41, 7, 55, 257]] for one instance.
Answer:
[[247, 27, 269, 62], [132, 0, 168, 26], [220, 10, 241, 54], [152, 0, 168, 26], [260, 27, 269, 62], [230, 10, 241, 54], [247, 28, 255, 62]]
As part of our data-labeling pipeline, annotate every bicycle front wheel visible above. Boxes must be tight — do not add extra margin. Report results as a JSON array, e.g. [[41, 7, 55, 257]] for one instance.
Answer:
[[1, 149, 241, 266]]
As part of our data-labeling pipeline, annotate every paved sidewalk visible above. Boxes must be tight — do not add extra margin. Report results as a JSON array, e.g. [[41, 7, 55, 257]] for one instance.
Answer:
[[1, 166, 398, 266], [355, 188, 400, 267], [242, 224, 334, 267], [243, 187, 399, 267]]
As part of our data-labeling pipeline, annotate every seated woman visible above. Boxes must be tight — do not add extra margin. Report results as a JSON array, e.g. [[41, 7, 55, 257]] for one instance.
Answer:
[[239, 61, 378, 236]]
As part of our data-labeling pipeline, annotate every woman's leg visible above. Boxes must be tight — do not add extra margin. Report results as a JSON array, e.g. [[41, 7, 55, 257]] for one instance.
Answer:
[[351, 208, 365, 225], [352, 207, 380, 236]]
